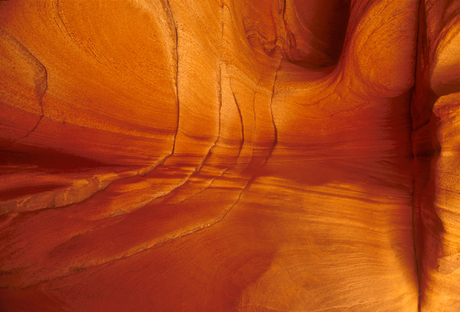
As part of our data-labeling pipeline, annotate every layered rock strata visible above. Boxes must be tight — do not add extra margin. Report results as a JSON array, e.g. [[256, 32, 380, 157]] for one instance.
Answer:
[[0, 0, 459, 311]]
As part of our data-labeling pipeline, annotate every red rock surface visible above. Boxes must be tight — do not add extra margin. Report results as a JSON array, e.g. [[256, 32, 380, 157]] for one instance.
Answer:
[[0, 0, 459, 311]]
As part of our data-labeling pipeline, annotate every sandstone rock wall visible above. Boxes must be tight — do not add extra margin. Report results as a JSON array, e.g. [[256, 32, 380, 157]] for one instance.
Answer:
[[0, 0, 459, 311]]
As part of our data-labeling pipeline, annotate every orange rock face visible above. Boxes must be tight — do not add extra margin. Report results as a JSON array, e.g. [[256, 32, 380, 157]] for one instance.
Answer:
[[0, 0, 459, 311]]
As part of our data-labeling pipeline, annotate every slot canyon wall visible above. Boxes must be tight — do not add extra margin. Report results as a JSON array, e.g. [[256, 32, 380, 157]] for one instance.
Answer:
[[0, 0, 459, 311]]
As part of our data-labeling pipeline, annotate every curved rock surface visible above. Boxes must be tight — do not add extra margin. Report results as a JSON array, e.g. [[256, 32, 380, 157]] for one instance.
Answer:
[[0, 0, 459, 311]]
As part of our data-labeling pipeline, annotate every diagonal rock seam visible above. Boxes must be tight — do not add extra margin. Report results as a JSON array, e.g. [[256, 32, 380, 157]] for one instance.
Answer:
[[2, 32, 47, 148]]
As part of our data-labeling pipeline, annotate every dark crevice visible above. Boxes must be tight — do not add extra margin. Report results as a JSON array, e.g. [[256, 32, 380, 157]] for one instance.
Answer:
[[162, 0, 180, 162], [250, 75, 260, 166], [411, 0, 428, 311], [227, 65, 245, 159], [232, 91, 245, 159], [264, 56, 281, 164], [283, 0, 351, 68]]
